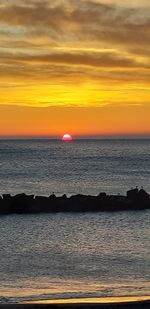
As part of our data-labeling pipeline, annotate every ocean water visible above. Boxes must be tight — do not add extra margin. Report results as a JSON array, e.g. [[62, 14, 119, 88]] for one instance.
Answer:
[[0, 139, 150, 303], [0, 211, 149, 302], [0, 138, 150, 196]]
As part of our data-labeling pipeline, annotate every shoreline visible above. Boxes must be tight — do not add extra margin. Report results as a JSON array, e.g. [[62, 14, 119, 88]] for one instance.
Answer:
[[0, 299, 150, 309], [23, 296, 150, 304]]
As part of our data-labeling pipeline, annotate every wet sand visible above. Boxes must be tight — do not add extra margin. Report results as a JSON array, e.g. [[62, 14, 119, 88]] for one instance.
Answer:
[[1, 298, 150, 309], [0, 300, 150, 309]]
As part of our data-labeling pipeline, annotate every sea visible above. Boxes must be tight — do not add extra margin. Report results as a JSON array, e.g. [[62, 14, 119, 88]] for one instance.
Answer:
[[0, 138, 150, 303]]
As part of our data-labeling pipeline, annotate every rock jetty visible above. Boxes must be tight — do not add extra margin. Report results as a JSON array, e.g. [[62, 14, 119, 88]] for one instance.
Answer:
[[0, 188, 149, 215]]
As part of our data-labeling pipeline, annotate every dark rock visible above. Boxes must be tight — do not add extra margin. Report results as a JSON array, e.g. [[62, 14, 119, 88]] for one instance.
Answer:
[[98, 192, 107, 199], [0, 188, 149, 215], [127, 188, 139, 199], [138, 188, 149, 200]]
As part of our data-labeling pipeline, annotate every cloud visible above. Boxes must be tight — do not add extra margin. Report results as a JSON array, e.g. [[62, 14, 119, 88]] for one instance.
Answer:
[[1, 47, 150, 86], [0, 1, 67, 30], [0, 0, 150, 49], [7, 50, 147, 68], [0, 0, 150, 73], [0, 0, 150, 108]]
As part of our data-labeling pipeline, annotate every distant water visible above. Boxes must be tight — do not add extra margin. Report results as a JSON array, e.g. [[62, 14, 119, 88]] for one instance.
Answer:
[[0, 212, 149, 303], [0, 138, 150, 196], [0, 139, 150, 303]]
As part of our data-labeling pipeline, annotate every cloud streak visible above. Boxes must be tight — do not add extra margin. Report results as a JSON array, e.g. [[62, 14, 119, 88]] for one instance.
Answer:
[[2, 49, 147, 68], [0, 0, 150, 110], [0, 0, 150, 50]]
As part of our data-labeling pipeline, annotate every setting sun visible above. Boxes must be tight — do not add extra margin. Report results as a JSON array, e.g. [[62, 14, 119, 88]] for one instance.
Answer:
[[62, 134, 73, 141]]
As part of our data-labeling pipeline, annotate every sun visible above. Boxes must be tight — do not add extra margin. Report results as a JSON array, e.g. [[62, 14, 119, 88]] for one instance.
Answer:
[[62, 134, 73, 141]]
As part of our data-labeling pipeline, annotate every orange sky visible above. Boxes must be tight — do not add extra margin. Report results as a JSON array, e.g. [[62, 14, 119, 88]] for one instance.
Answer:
[[0, 0, 150, 137]]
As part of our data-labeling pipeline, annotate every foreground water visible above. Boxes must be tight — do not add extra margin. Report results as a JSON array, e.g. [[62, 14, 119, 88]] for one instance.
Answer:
[[0, 138, 150, 196], [0, 139, 149, 302], [0, 211, 149, 303]]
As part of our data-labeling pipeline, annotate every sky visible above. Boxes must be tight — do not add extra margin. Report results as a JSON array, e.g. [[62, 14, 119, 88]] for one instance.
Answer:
[[0, 0, 150, 137]]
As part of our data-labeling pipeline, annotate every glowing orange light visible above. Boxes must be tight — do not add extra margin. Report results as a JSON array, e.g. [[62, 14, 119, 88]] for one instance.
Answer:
[[62, 134, 73, 141]]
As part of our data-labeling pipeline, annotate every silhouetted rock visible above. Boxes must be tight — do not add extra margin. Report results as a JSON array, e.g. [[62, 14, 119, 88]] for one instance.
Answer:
[[11, 193, 34, 213], [127, 188, 139, 199], [98, 192, 107, 199], [1, 194, 12, 213], [34, 196, 50, 213], [0, 188, 149, 215], [138, 188, 149, 200]]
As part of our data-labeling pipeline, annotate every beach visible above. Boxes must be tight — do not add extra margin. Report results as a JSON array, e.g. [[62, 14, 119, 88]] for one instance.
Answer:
[[0, 300, 150, 309]]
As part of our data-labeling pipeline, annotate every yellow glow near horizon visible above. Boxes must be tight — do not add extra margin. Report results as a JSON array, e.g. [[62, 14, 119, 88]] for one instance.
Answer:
[[0, 104, 150, 137]]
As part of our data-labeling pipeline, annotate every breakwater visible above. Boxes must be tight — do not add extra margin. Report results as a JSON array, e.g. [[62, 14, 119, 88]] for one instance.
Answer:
[[0, 188, 149, 215]]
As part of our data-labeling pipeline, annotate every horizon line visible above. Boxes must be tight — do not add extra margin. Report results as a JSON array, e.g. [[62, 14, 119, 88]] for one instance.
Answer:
[[0, 134, 150, 140]]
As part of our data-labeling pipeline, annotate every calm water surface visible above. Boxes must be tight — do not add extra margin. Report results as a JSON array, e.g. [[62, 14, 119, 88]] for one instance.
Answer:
[[0, 139, 149, 302], [0, 211, 149, 302], [0, 139, 150, 196]]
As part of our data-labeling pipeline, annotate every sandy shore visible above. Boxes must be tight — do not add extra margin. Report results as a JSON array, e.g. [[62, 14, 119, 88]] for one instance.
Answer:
[[1, 298, 150, 309], [0, 300, 150, 309]]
